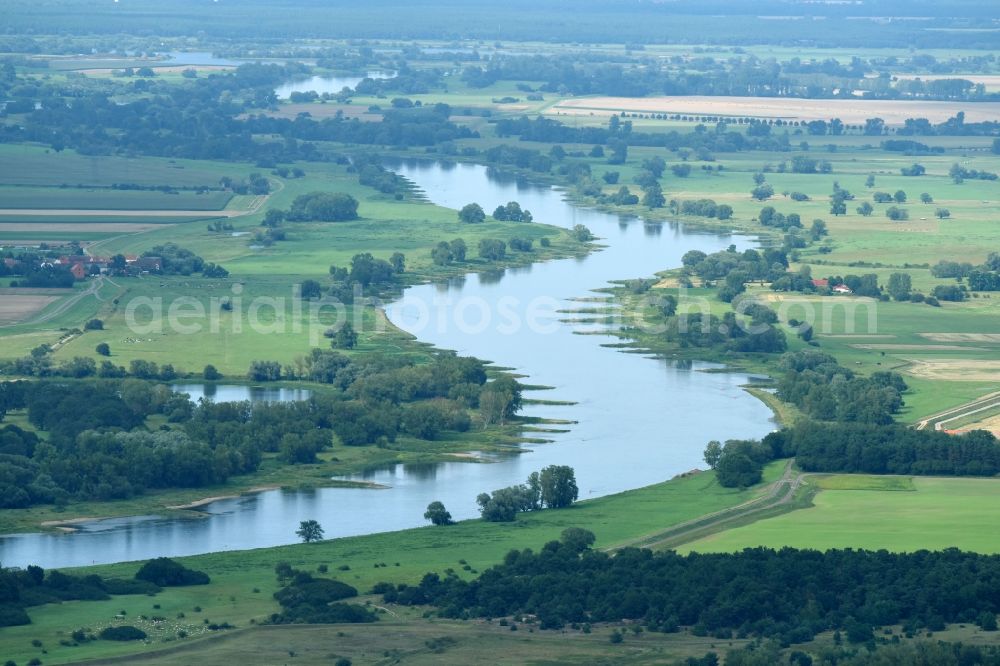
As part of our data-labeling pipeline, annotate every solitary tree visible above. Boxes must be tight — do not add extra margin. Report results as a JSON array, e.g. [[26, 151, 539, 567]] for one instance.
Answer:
[[458, 203, 486, 224], [424, 501, 453, 526], [203, 364, 222, 380], [389, 252, 406, 273], [332, 322, 358, 349], [95, 342, 111, 357], [935, 208, 951, 219], [703, 440, 723, 469], [449, 238, 467, 261], [300, 279, 323, 300], [540, 465, 578, 508], [560, 527, 596, 552], [887, 273, 912, 301], [296, 520, 325, 543]]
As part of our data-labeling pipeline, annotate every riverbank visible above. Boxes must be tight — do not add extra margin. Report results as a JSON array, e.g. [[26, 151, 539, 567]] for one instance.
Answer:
[[0, 464, 786, 665], [0, 417, 542, 535], [0, 159, 779, 564]]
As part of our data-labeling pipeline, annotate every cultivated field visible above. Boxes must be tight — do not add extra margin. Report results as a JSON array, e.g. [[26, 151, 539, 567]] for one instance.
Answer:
[[903, 359, 1000, 382], [551, 96, 1000, 124], [0, 222, 170, 232], [0, 187, 233, 210], [0, 294, 60, 325]]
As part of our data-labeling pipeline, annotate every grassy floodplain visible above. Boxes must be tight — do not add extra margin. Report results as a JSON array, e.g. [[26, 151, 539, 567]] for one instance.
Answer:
[[3, 21, 1000, 663], [0, 465, 785, 665]]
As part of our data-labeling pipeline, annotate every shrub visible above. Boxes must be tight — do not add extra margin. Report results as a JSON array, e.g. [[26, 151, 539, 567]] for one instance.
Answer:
[[135, 558, 210, 587], [0, 604, 31, 627], [99, 625, 147, 641]]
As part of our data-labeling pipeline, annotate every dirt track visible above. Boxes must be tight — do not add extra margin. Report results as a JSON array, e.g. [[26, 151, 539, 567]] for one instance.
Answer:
[[606, 461, 807, 552]]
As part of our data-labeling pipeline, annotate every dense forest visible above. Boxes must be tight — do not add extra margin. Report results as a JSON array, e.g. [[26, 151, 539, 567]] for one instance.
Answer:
[[0, 351, 520, 508], [385, 532, 1000, 641], [4, 0, 998, 49]]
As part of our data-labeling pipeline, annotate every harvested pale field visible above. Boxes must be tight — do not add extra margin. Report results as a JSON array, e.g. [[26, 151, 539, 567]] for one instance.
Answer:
[[0, 288, 73, 296], [653, 277, 685, 289], [893, 74, 1000, 92], [903, 358, 1000, 382], [818, 333, 896, 338], [0, 209, 242, 217], [0, 222, 167, 232], [921, 333, 1000, 343], [0, 295, 59, 324], [850, 344, 982, 351], [78, 65, 234, 75], [954, 412, 1000, 435], [551, 96, 1000, 125]]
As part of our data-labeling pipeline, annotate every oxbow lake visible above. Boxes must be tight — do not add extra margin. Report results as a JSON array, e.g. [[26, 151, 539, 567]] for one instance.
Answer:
[[274, 70, 396, 99]]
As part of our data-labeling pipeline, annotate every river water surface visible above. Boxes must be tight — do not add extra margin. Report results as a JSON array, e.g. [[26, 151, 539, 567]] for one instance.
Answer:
[[0, 161, 775, 568], [275, 70, 396, 99]]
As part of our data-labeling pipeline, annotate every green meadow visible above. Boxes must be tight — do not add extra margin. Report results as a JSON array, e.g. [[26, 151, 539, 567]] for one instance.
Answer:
[[679, 475, 1000, 554]]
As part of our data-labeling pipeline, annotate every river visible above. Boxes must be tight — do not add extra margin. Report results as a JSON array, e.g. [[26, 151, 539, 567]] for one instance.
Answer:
[[0, 161, 775, 569]]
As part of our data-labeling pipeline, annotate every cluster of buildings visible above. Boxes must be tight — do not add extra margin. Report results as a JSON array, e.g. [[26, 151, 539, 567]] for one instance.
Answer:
[[46, 254, 163, 279], [812, 278, 853, 294]]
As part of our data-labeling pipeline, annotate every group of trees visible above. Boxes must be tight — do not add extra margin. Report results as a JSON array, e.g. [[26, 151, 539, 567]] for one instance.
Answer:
[[758, 206, 803, 231], [0, 346, 190, 381], [771, 421, 1000, 477], [681, 246, 791, 302], [950, 163, 998, 183], [670, 198, 733, 220], [491, 201, 533, 222], [459, 200, 534, 224], [3, 62, 477, 161], [249, 349, 522, 444], [146, 243, 229, 277], [269, 562, 375, 625], [777, 350, 907, 425], [494, 115, 793, 158], [431, 238, 467, 266], [0, 352, 521, 507], [0, 557, 206, 628], [932, 252, 1000, 293], [713, 418, 1000, 480], [476, 465, 578, 522], [702, 438, 772, 488], [704, 418, 1000, 481], [383, 534, 1000, 642], [351, 153, 411, 197], [281, 191, 359, 222]]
